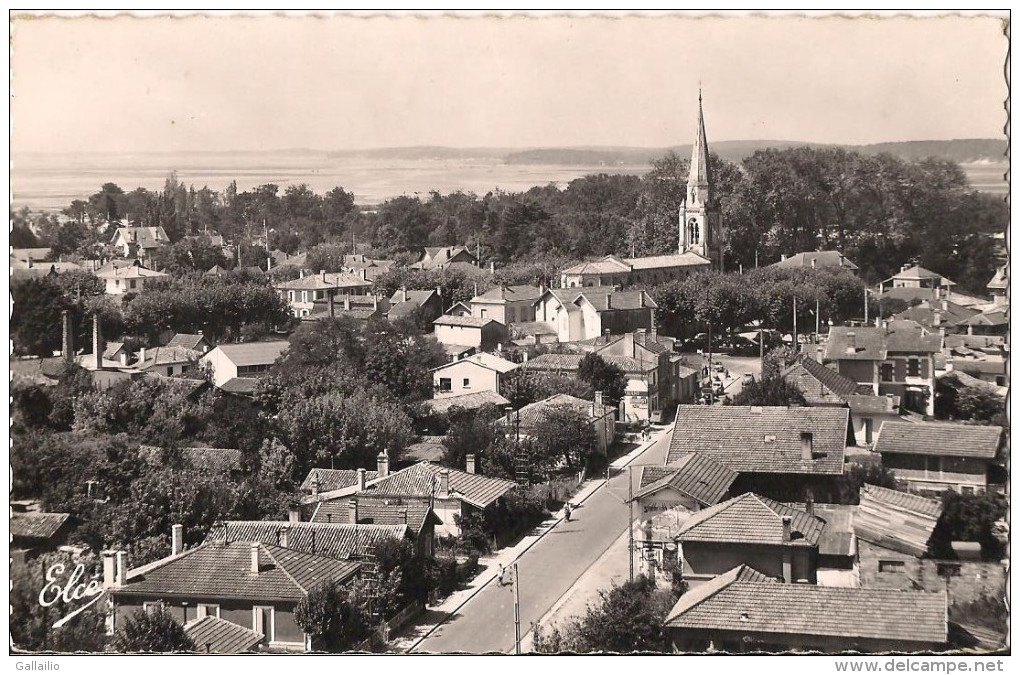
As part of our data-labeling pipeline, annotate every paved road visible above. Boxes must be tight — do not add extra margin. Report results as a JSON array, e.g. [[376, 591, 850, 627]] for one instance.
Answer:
[[410, 429, 672, 654]]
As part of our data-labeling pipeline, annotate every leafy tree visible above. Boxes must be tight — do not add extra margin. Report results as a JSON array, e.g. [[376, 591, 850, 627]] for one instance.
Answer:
[[832, 463, 901, 505], [442, 404, 503, 471], [577, 352, 626, 408], [294, 581, 373, 652], [533, 575, 675, 653], [935, 374, 1005, 425], [11, 277, 69, 357], [729, 377, 806, 407], [929, 491, 1009, 561], [530, 404, 599, 472], [111, 605, 195, 653], [502, 370, 594, 409]]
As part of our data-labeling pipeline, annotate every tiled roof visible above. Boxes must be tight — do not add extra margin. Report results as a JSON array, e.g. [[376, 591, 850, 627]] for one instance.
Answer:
[[310, 494, 435, 532], [675, 493, 826, 545], [434, 315, 497, 328], [862, 483, 943, 518], [368, 462, 517, 509], [783, 356, 858, 403], [890, 265, 947, 281], [300, 469, 379, 493], [667, 406, 848, 475], [103, 341, 125, 359], [510, 321, 557, 336], [219, 377, 261, 394], [472, 285, 543, 303], [203, 521, 408, 560], [138, 445, 243, 473], [422, 391, 510, 414], [185, 616, 263, 653], [955, 310, 1008, 327], [416, 246, 475, 270], [634, 453, 737, 506], [875, 286, 943, 304], [884, 321, 942, 353], [10, 247, 53, 262], [505, 393, 615, 432], [560, 256, 632, 275], [854, 481, 942, 558], [433, 352, 519, 374], [440, 344, 476, 358], [623, 253, 712, 270], [825, 327, 888, 361], [664, 565, 779, 623], [403, 437, 447, 462], [875, 421, 1002, 459], [97, 265, 167, 280], [275, 272, 371, 290], [138, 346, 202, 369], [987, 266, 1007, 290], [952, 357, 1006, 375], [167, 334, 207, 350], [846, 394, 899, 415], [772, 250, 859, 271], [10, 512, 70, 539], [664, 574, 947, 645], [207, 341, 289, 367], [522, 353, 583, 372], [891, 301, 978, 327], [576, 289, 657, 312], [118, 542, 360, 602], [112, 226, 169, 250]]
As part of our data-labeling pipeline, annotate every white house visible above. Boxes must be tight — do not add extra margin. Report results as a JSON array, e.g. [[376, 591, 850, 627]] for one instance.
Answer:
[[200, 341, 290, 389], [110, 226, 170, 258], [433, 315, 508, 350], [97, 261, 168, 295], [432, 352, 519, 399]]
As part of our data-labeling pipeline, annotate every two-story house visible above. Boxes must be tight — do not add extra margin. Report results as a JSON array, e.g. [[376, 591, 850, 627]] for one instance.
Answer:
[[411, 246, 478, 271], [97, 260, 168, 295], [274, 271, 373, 318], [105, 531, 361, 652], [431, 351, 519, 399], [824, 321, 941, 415], [533, 288, 656, 343], [874, 421, 1004, 494], [388, 288, 444, 326], [433, 315, 508, 351], [469, 285, 543, 325], [667, 405, 850, 502], [110, 226, 170, 259]]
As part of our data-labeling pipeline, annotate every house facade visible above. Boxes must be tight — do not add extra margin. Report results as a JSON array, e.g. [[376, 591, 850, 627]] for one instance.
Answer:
[[559, 253, 709, 289], [469, 285, 543, 325], [533, 288, 656, 344], [501, 393, 617, 454], [771, 251, 859, 272], [200, 341, 289, 389], [432, 352, 519, 399], [411, 246, 478, 270], [110, 226, 170, 258], [433, 315, 508, 350], [874, 421, 1003, 494], [274, 271, 373, 318], [97, 261, 168, 295]]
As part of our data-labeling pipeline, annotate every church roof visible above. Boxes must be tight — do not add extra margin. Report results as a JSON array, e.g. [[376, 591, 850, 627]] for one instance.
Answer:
[[688, 91, 712, 186]]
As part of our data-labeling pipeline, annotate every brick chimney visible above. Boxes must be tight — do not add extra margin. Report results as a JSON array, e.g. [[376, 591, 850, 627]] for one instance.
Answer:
[[781, 516, 792, 542], [61, 310, 74, 363], [466, 454, 476, 474], [115, 551, 127, 587], [800, 432, 814, 460], [348, 498, 359, 524], [92, 314, 105, 371], [438, 469, 451, 498], [171, 524, 184, 556], [377, 451, 390, 477], [250, 543, 260, 575], [310, 470, 320, 497], [357, 468, 366, 491]]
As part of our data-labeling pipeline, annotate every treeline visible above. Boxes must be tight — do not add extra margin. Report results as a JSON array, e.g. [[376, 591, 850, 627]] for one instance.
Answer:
[[14, 146, 1005, 294]]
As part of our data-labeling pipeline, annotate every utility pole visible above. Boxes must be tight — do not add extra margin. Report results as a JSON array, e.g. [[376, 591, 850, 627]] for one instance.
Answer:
[[759, 323, 765, 376], [816, 298, 820, 342], [512, 563, 521, 655], [628, 465, 635, 583], [864, 286, 869, 325]]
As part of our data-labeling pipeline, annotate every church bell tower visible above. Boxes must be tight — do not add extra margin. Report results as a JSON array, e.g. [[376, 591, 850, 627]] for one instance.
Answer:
[[679, 90, 723, 269]]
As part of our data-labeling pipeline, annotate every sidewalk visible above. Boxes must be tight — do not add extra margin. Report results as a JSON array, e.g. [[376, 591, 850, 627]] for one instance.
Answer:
[[389, 436, 658, 653]]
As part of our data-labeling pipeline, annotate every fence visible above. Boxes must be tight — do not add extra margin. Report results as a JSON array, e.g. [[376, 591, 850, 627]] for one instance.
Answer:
[[351, 601, 424, 652]]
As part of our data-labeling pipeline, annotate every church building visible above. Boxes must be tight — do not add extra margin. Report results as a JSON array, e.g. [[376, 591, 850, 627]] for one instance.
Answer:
[[679, 91, 724, 270]]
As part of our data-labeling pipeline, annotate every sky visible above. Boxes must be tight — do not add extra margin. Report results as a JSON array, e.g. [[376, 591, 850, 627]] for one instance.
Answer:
[[10, 13, 1008, 154]]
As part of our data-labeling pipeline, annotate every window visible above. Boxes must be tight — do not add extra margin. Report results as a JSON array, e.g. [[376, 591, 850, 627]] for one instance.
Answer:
[[880, 363, 894, 382], [879, 560, 905, 573], [142, 601, 163, 614], [480, 309, 487, 318], [253, 606, 275, 644], [301, 291, 308, 303], [463, 378, 471, 389], [197, 604, 220, 619], [439, 378, 452, 392], [937, 563, 962, 578], [288, 291, 295, 302], [129, 280, 137, 289], [960, 486, 975, 496], [907, 358, 920, 377], [996, 376, 1007, 386], [167, 367, 173, 376]]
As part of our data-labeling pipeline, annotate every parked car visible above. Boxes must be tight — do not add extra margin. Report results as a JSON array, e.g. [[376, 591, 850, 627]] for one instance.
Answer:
[[742, 373, 756, 385]]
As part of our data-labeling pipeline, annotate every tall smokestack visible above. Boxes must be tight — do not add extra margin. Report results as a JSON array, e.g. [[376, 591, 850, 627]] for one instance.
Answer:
[[115, 551, 127, 587], [171, 524, 184, 556], [348, 498, 359, 524], [92, 314, 105, 371], [61, 310, 74, 363], [377, 451, 390, 477]]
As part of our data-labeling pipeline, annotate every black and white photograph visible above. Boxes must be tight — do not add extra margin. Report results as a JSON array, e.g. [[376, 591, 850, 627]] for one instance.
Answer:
[[7, 10, 1010, 662]]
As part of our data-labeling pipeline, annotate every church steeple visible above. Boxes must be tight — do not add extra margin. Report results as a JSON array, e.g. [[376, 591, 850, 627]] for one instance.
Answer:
[[679, 89, 723, 268]]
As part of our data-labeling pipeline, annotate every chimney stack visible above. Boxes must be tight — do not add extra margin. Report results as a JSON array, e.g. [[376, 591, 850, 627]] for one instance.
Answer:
[[279, 526, 289, 548], [805, 495, 815, 517], [115, 551, 127, 587], [781, 254, 788, 262], [171, 524, 184, 556], [300, 269, 305, 279], [139, 347, 147, 364], [250, 543, 260, 575], [438, 469, 451, 498], [120, 351, 128, 367], [92, 314, 105, 371], [61, 310, 74, 363], [490, 261, 495, 274], [377, 451, 390, 477], [357, 468, 366, 491], [781, 516, 792, 542], [288, 505, 301, 523], [310, 470, 320, 497], [466, 454, 476, 475], [348, 498, 359, 524], [845, 331, 856, 355], [800, 432, 814, 460], [102, 551, 117, 588], [266, 256, 272, 271], [401, 287, 408, 303], [594, 390, 605, 410]]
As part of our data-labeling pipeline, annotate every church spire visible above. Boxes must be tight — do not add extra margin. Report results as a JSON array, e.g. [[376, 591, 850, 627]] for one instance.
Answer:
[[688, 87, 712, 187]]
